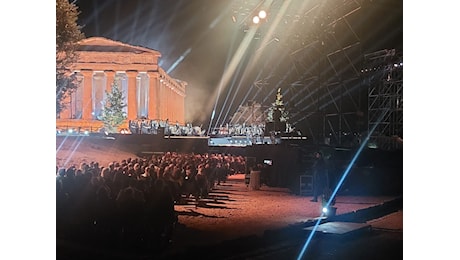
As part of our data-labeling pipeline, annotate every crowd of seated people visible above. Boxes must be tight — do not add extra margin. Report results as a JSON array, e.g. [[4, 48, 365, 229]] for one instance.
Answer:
[[56, 152, 246, 253]]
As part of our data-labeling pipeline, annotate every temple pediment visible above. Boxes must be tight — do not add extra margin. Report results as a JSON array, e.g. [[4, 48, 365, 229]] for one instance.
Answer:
[[77, 37, 161, 57], [74, 37, 161, 70]]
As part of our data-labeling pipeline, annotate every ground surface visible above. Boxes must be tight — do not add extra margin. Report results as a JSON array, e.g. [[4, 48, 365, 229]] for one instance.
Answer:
[[56, 135, 138, 168], [56, 136, 403, 259]]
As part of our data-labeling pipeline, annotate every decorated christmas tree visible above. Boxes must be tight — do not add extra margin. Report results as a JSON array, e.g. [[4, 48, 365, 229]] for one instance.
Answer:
[[267, 88, 289, 123], [101, 79, 127, 133]]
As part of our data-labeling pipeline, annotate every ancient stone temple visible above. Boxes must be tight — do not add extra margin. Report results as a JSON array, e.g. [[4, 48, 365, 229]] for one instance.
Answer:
[[56, 37, 187, 132]]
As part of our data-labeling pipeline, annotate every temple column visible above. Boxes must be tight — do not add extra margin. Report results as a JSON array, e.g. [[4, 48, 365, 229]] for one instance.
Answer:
[[167, 86, 171, 121], [171, 87, 174, 121], [80, 70, 93, 120], [171, 89, 182, 124], [159, 81, 165, 120], [178, 93, 185, 125], [147, 72, 159, 119], [60, 78, 72, 119], [105, 70, 115, 92], [126, 71, 138, 120]]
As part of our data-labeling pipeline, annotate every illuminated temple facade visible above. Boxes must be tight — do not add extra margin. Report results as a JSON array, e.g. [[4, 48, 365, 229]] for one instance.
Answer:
[[56, 37, 187, 132]]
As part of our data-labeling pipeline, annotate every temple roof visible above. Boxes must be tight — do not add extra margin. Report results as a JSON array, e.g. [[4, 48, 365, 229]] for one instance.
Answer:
[[76, 37, 161, 57]]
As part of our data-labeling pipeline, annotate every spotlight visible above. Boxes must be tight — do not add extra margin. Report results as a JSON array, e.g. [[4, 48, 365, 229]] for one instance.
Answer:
[[322, 206, 337, 218], [252, 15, 260, 24], [321, 191, 337, 218], [258, 10, 267, 19]]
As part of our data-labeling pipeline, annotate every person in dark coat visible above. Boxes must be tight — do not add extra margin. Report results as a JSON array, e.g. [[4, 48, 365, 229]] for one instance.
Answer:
[[311, 151, 329, 202]]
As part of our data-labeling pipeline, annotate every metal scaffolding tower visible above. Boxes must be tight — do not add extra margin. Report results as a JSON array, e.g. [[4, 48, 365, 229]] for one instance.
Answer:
[[364, 49, 403, 150]]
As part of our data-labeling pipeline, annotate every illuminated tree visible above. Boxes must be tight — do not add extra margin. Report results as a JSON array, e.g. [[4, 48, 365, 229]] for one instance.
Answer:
[[101, 80, 127, 133], [56, 0, 85, 116], [267, 88, 289, 123]]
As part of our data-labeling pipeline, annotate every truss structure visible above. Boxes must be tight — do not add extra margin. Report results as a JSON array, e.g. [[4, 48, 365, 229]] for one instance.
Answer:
[[364, 49, 403, 150]]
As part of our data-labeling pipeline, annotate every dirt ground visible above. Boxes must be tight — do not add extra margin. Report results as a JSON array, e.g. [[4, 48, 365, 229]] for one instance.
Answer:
[[163, 174, 401, 255]]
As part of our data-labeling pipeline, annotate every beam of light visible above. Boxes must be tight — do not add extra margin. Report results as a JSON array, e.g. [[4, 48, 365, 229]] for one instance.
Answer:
[[161, 2, 232, 74], [217, 64, 266, 127], [210, 0, 279, 126], [213, 58, 247, 128], [154, 2, 185, 67], [56, 135, 70, 154], [57, 135, 86, 168], [79, 0, 113, 35], [235, 0, 285, 87], [212, 55, 264, 126], [63, 136, 85, 167], [166, 47, 192, 74], [206, 17, 241, 134], [296, 108, 388, 260], [211, 109, 215, 120], [128, 1, 143, 43], [207, 24, 258, 134]]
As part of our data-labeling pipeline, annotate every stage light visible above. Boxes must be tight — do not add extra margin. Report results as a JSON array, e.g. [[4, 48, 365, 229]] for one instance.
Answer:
[[252, 16, 260, 24], [258, 10, 267, 19], [322, 206, 337, 217]]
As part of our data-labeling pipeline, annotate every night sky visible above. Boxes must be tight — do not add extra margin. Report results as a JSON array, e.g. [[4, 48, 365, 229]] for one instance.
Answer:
[[74, 0, 403, 133]]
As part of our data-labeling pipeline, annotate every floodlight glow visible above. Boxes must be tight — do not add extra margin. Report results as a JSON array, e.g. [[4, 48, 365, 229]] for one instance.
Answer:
[[84, 130, 89, 135], [322, 207, 328, 213], [252, 16, 260, 24], [258, 10, 267, 19], [68, 129, 73, 134]]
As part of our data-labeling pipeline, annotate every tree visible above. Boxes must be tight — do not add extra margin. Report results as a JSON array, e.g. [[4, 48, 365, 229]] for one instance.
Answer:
[[56, 0, 85, 116], [267, 88, 289, 123], [101, 80, 127, 133]]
